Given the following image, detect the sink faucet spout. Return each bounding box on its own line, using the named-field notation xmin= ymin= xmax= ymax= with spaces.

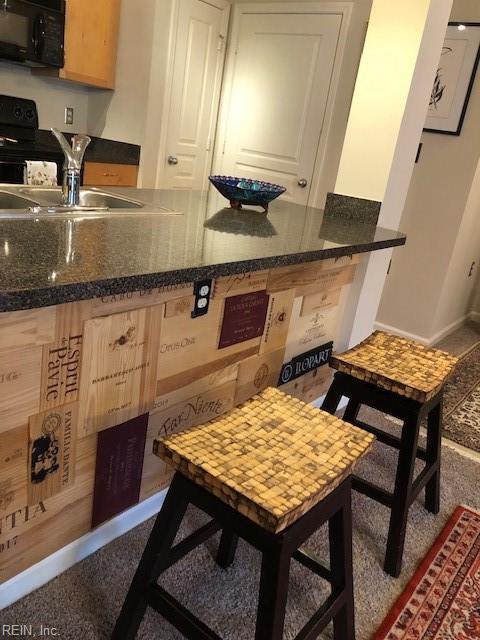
xmin=51 ymin=128 xmax=91 ymax=206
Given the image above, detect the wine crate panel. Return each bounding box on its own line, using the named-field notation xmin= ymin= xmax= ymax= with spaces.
xmin=218 ymin=291 xmax=269 ymax=349
xmin=39 ymin=301 xmax=92 ymax=412
xmin=78 ymin=305 xmax=163 ymax=435
xmin=0 ymin=426 xmax=28 ymax=515
xmin=302 ymin=366 xmax=333 ymax=403
xmin=91 ymin=415 xmax=148 ymax=528
xmin=284 ymin=299 xmax=340 ymax=362
xmin=0 ymin=345 xmax=42 ymax=434
xmin=27 ymin=403 xmax=78 ymax=506
xmin=153 ymin=364 xmax=239 ymax=414
xmin=319 ymin=254 xmax=361 ymax=271
xmin=260 ymin=289 xmax=295 ymax=355
xmin=301 ymin=287 xmax=341 ymax=317
xmin=0 ymin=306 xmax=56 ymax=350
xmin=294 ymin=265 xmax=357 ymax=298
xmin=267 ymin=259 xmax=358 ymax=294
xmin=140 ymin=421 xmax=174 ymax=502
xmin=213 ymin=270 xmax=269 ymax=298
xmin=0 ymin=494 xmax=92 ymax=584
xmin=234 ymin=349 xmax=285 ymax=405
xmin=278 ymin=376 xmax=305 ymax=399
xmin=91 ymin=283 xmax=193 ymax=316
xmin=164 ymin=295 xmax=195 ymax=318
xmin=149 ymin=381 xmax=236 ymax=439
xmin=157 ymin=299 xmax=261 ymax=382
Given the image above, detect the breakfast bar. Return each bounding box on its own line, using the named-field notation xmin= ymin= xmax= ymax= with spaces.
xmin=0 ymin=188 xmax=405 ymax=584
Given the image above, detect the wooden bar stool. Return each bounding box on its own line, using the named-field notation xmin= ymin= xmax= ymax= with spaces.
xmin=322 ymin=331 xmax=458 ymax=578
xmin=112 ymin=387 xmax=374 ymax=640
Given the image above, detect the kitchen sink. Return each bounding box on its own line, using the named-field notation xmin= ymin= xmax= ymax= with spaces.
xmin=19 ymin=187 xmax=145 ymax=209
xmin=0 ymin=190 xmax=37 ymax=209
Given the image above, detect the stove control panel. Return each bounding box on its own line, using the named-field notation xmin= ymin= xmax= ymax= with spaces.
xmin=0 ymin=95 xmax=39 ymax=130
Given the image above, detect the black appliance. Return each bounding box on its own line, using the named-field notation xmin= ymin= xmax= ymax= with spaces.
xmin=0 ymin=0 xmax=65 ymax=68
xmin=0 ymin=95 xmax=63 ymax=183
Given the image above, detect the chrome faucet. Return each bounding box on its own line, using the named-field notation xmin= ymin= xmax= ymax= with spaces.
xmin=51 ymin=128 xmax=91 ymax=206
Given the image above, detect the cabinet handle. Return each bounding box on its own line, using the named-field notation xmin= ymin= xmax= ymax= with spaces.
xmin=103 ymin=172 xmax=119 ymax=177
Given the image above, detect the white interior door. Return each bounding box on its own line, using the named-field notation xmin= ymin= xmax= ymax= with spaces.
xmin=162 ymin=0 xmax=229 ymax=190
xmin=217 ymin=8 xmax=341 ymax=204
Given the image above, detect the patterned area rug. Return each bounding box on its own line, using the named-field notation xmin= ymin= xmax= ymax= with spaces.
xmin=443 ymin=343 xmax=480 ymax=453
xmin=374 ymin=505 xmax=480 ymax=640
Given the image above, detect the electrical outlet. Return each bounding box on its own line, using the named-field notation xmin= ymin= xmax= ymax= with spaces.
xmin=64 ymin=107 xmax=74 ymax=125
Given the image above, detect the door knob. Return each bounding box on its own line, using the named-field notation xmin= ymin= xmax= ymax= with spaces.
xmin=297 ymin=178 xmax=308 ymax=188
xmin=167 ymin=155 xmax=178 ymax=165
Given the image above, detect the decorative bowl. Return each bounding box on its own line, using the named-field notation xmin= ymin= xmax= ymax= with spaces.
xmin=208 ymin=175 xmax=286 ymax=212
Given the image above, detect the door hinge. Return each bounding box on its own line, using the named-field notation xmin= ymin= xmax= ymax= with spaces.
xmin=217 ymin=34 xmax=225 ymax=52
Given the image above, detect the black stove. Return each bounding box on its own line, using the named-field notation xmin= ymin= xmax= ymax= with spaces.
xmin=0 ymin=95 xmax=63 ymax=183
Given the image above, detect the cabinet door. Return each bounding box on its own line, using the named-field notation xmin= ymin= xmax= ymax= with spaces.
xmin=83 ymin=163 xmax=138 ymax=187
xmin=61 ymin=0 xmax=121 ymax=89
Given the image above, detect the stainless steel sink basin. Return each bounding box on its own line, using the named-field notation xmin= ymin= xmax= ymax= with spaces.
xmin=19 ymin=187 xmax=145 ymax=209
xmin=0 ymin=190 xmax=37 ymax=209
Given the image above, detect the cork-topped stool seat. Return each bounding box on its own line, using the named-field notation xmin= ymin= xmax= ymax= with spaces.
xmin=113 ymin=387 xmax=374 ymax=640
xmin=322 ymin=331 xmax=458 ymax=578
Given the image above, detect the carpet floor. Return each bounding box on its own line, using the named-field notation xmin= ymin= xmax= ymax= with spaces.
xmin=443 ymin=343 xmax=480 ymax=453
xmin=2 ymin=409 xmax=480 ymax=640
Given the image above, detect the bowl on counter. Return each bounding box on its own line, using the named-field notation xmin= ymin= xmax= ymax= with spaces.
xmin=208 ymin=175 xmax=286 ymax=212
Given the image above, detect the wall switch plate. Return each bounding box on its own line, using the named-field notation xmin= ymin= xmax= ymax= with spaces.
xmin=65 ymin=107 xmax=74 ymax=125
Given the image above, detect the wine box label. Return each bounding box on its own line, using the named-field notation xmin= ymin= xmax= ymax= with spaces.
xmin=278 ymin=342 xmax=333 ymax=386
xmin=259 ymin=289 xmax=295 ymax=355
xmin=0 ymin=306 xmax=56 ymax=350
xmin=267 ymin=256 xmax=360 ymax=294
xmin=219 ymin=291 xmax=269 ymax=349
xmin=91 ymin=414 xmax=148 ymax=529
xmin=213 ymin=270 xmax=269 ymax=298
xmin=27 ymin=403 xmax=78 ymax=506
xmin=284 ymin=298 xmax=339 ymax=362
xmin=0 ymin=426 xmax=28 ymax=514
xmin=78 ymin=305 xmax=162 ymax=435
xmin=234 ymin=349 xmax=285 ymax=405
xmin=0 ymin=345 xmax=42 ymax=434
xmin=301 ymin=287 xmax=341 ymax=317
xmin=91 ymin=283 xmax=193 ymax=316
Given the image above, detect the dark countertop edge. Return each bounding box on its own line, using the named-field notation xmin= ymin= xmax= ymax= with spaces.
xmin=0 ymin=235 xmax=406 ymax=313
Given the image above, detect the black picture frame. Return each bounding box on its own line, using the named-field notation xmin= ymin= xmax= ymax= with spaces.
xmin=424 ymin=22 xmax=480 ymax=136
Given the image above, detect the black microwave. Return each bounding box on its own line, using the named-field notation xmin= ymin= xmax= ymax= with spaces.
xmin=0 ymin=0 xmax=65 ymax=68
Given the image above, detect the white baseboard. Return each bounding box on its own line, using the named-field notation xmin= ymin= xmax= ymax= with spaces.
xmin=375 ymin=314 xmax=470 ymax=347
xmin=0 ymin=489 xmax=167 ymax=610
xmin=469 ymin=310 xmax=480 ymax=324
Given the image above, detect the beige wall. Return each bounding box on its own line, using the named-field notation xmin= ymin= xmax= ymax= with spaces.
xmin=377 ymin=0 xmax=480 ymax=343
xmin=0 ymin=61 xmax=89 ymax=132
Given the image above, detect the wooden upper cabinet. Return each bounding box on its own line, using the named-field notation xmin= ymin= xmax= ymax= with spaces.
xmin=34 ymin=0 xmax=121 ymax=89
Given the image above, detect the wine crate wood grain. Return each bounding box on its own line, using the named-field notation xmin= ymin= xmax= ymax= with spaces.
xmin=39 ymin=301 xmax=92 ymax=412
xmin=234 ymin=349 xmax=285 ymax=405
xmin=27 ymin=403 xmax=78 ymax=506
xmin=0 ymin=307 xmax=56 ymax=350
xmin=0 ymin=346 xmax=42 ymax=434
xmin=0 ymin=426 xmax=28 ymax=514
xmin=278 ymin=377 xmax=304 ymax=400
xmin=301 ymin=288 xmax=341 ymax=317
xmin=213 ymin=270 xmax=269 ymax=298
xmin=284 ymin=299 xmax=340 ymax=362
xmin=302 ymin=366 xmax=333 ymax=403
xmin=0 ymin=494 xmax=92 ymax=584
xmin=164 ymin=295 xmax=195 ymax=318
xmin=268 ymin=261 xmax=357 ymax=295
xmin=156 ymin=345 xmax=257 ymax=396
xmin=78 ymin=305 xmax=163 ymax=435
xmin=91 ymin=283 xmax=193 ymax=316
xmin=157 ymin=299 xmax=261 ymax=382
xmin=153 ymin=364 xmax=239 ymax=414
xmin=259 ymin=289 xmax=295 ymax=355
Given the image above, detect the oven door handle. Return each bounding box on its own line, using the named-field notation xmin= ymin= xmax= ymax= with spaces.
xmin=33 ymin=13 xmax=46 ymax=60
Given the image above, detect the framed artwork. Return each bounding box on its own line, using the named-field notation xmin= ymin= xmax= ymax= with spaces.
xmin=424 ymin=23 xmax=480 ymax=136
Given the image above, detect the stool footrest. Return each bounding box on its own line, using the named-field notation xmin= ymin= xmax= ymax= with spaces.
xmin=351 ymin=419 xmax=428 ymax=461
xmin=293 ymin=547 xmax=332 ymax=583
xmin=146 ymin=584 xmax=222 ymax=640
xmin=294 ymin=588 xmax=346 ymax=640
xmin=165 ymin=520 xmax=221 ymax=570
xmin=352 ymin=476 xmax=393 ymax=507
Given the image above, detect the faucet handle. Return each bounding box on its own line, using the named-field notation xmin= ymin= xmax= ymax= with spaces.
xmin=71 ymin=134 xmax=91 ymax=164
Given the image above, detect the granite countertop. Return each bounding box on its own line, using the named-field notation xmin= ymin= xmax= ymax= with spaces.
xmin=0 ymin=188 xmax=406 ymax=312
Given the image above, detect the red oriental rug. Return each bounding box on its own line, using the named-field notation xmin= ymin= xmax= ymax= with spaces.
xmin=374 ymin=505 xmax=480 ymax=640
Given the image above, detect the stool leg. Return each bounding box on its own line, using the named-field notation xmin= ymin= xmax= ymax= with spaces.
xmin=112 ymin=474 xmax=189 ymax=640
xmin=343 ymin=399 xmax=361 ymax=424
xmin=329 ymin=481 xmax=355 ymax=640
xmin=384 ymin=414 xmax=421 ymax=577
xmin=425 ymin=398 xmax=443 ymax=514
xmin=322 ymin=376 xmax=344 ymax=414
xmin=216 ymin=529 xmax=239 ymax=568
xmin=255 ymin=542 xmax=291 ymax=640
